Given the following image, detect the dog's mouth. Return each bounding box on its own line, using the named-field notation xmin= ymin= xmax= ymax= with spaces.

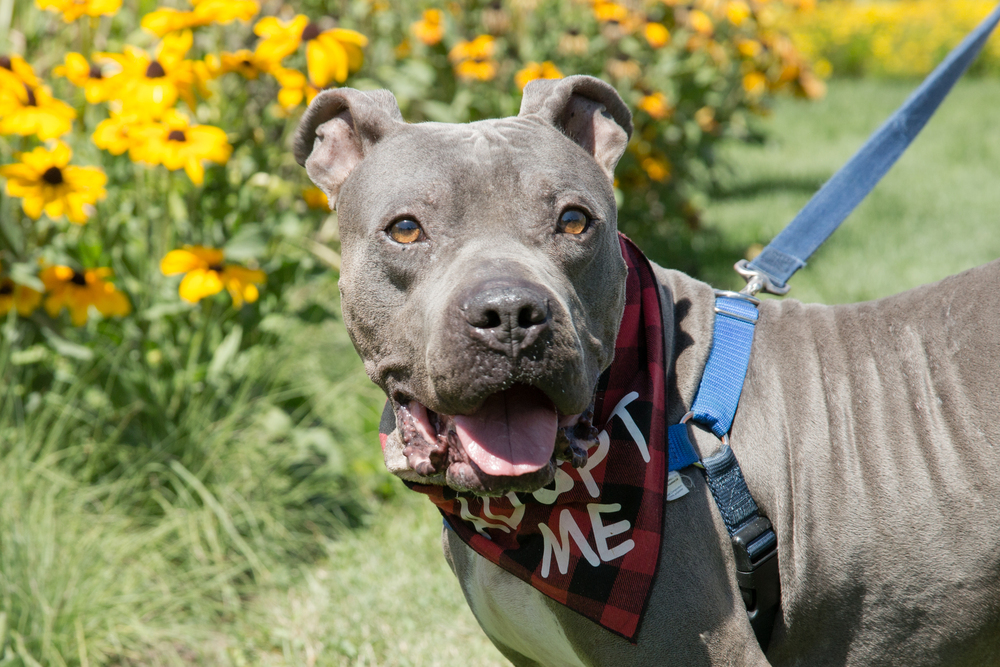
xmin=395 ymin=384 xmax=599 ymax=495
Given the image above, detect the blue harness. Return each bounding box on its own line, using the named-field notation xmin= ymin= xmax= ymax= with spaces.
xmin=667 ymin=4 xmax=1000 ymax=652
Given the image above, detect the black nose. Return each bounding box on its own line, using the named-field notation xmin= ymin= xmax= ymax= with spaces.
xmin=461 ymin=283 xmax=550 ymax=356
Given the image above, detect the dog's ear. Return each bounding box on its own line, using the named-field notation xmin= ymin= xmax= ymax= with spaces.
xmin=518 ymin=75 xmax=633 ymax=180
xmin=294 ymin=88 xmax=404 ymax=207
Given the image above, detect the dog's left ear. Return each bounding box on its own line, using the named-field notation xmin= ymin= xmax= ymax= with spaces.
xmin=293 ymin=88 xmax=404 ymax=207
xmin=518 ymin=75 xmax=633 ymax=180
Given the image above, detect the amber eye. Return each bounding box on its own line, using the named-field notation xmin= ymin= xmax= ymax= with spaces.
xmin=558 ymin=209 xmax=590 ymax=235
xmin=388 ymin=218 xmax=424 ymax=244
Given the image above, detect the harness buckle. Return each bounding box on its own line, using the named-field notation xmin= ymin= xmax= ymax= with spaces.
xmin=731 ymin=516 xmax=781 ymax=640
xmin=734 ymin=259 xmax=791 ymax=297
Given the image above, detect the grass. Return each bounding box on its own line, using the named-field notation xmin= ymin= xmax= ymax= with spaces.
xmin=3 ymin=77 xmax=999 ymax=666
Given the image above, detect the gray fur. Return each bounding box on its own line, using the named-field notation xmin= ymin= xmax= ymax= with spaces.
xmin=295 ymin=75 xmax=1000 ymax=665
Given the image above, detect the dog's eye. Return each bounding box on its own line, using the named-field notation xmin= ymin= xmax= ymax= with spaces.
xmin=387 ymin=218 xmax=424 ymax=244
xmin=558 ymin=209 xmax=590 ymax=235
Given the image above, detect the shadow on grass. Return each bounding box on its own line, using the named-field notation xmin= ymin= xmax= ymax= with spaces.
xmin=709 ymin=173 xmax=829 ymax=200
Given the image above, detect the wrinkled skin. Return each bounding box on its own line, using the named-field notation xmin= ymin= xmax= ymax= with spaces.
xmin=295 ymin=77 xmax=1000 ymax=666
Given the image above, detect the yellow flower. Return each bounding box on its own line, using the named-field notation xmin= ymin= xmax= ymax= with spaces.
xmin=92 ymin=111 xmax=156 ymax=157
xmin=449 ymin=35 xmax=497 ymax=81
xmin=98 ymin=31 xmax=201 ymax=115
xmin=303 ymin=186 xmax=330 ymax=210
xmin=593 ymin=1 xmax=629 ymax=23
xmin=132 ymin=111 xmax=232 ymax=185
xmin=742 ymin=70 xmax=767 ymax=96
xmin=638 ymin=92 xmax=671 ymax=120
xmin=0 ymin=55 xmax=40 ymax=89
xmin=0 ymin=275 xmax=42 ymax=317
xmin=254 ymin=15 xmax=367 ymax=86
xmin=736 ymin=38 xmax=763 ymax=59
xmin=0 ymin=142 xmax=106 ymax=223
xmin=205 ymin=49 xmax=277 ymax=79
xmin=142 ymin=0 xmax=258 ymax=36
xmin=514 ymin=61 xmax=562 ymax=92
xmin=688 ymin=9 xmax=714 ymax=35
xmin=726 ymin=0 xmax=752 ymax=26
xmin=641 ymin=156 xmax=670 ymax=182
xmin=272 ymin=66 xmax=319 ymax=110
xmin=54 ymin=53 xmax=117 ymax=104
xmin=35 ymin=0 xmax=120 ymax=22
xmin=160 ymin=246 xmax=266 ymax=307
xmin=0 ymin=83 xmax=76 ymax=139
xmin=40 ymin=266 xmax=130 ymax=326
xmin=644 ymin=22 xmax=670 ymax=48
xmin=411 ymin=9 xmax=445 ymax=45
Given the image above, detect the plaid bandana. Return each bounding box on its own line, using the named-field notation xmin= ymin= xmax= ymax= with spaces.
xmin=379 ymin=234 xmax=666 ymax=641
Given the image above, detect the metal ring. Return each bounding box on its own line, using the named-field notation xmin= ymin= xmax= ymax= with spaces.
xmin=679 ymin=411 xmax=730 ymax=446
xmin=713 ymin=289 xmax=761 ymax=306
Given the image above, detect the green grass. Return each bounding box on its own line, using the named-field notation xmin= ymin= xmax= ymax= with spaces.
xmin=3 ymin=77 xmax=999 ymax=666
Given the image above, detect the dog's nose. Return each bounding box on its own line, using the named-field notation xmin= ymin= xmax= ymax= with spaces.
xmin=461 ymin=284 xmax=550 ymax=355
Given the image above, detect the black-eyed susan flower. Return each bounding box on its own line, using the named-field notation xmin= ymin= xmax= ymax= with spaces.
xmin=742 ymin=71 xmax=767 ymax=96
xmin=160 ymin=246 xmax=265 ymax=307
xmin=411 ymin=9 xmax=444 ymax=46
xmin=205 ymin=49 xmax=277 ymax=80
xmin=131 ymin=111 xmax=231 ymax=185
xmin=254 ymin=15 xmax=367 ymax=86
xmin=54 ymin=53 xmax=117 ymax=104
xmin=449 ymin=35 xmax=497 ymax=82
xmin=688 ymin=9 xmax=714 ymax=35
xmin=302 ymin=186 xmax=330 ymax=210
xmin=726 ymin=0 xmax=751 ymax=27
xmin=0 ymin=267 xmax=42 ymax=317
xmin=0 ymin=55 xmax=40 ymax=89
xmin=40 ymin=265 xmax=130 ymax=326
xmin=0 ymin=142 xmax=106 ymax=223
xmin=142 ymin=0 xmax=258 ymax=36
xmin=514 ymin=61 xmax=562 ymax=92
xmin=641 ymin=156 xmax=670 ymax=182
xmin=644 ymin=22 xmax=670 ymax=48
xmin=606 ymin=53 xmax=640 ymax=80
xmin=35 ymin=0 xmax=120 ymax=22
xmin=272 ymin=66 xmax=318 ymax=110
xmin=638 ymin=91 xmax=671 ymax=120
xmin=557 ymin=29 xmax=589 ymax=57
xmin=92 ymin=111 xmax=156 ymax=157
xmin=0 ymin=83 xmax=76 ymax=139
xmin=98 ymin=31 xmax=200 ymax=115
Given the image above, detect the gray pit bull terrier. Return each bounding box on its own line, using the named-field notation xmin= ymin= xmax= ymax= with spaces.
xmin=293 ymin=75 xmax=1000 ymax=666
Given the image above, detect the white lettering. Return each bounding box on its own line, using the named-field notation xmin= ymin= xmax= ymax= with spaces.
xmin=577 ymin=429 xmax=610 ymax=498
xmin=459 ymin=497 xmax=505 ymax=537
xmin=531 ymin=467 xmax=575 ymax=504
xmin=587 ymin=503 xmax=635 ymax=561
xmin=539 ymin=509 xmax=600 ymax=577
xmin=482 ymin=494 xmax=525 ymax=529
xmin=607 ymin=391 xmax=648 ymax=462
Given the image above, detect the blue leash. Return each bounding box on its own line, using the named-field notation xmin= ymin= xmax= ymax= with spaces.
xmin=669 ymin=4 xmax=1000 ymax=653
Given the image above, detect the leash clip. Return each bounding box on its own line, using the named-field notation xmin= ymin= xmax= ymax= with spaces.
xmin=734 ymin=259 xmax=791 ymax=297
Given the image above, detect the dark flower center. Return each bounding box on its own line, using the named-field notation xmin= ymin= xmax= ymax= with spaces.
xmin=0 ymin=281 xmax=13 ymax=295
xmin=208 ymin=264 xmax=224 ymax=272
xmin=167 ymin=130 xmax=187 ymax=142
xmin=89 ymin=63 xmax=103 ymax=79
xmin=489 ymin=0 xmax=501 ymax=8
xmin=301 ymin=23 xmax=321 ymax=41
xmin=146 ymin=60 xmax=166 ymax=78
xmin=567 ymin=28 xmax=580 ymax=36
xmin=43 ymin=166 xmax=64 ymax=185
xmin=71 ymin=272 xmax=87 ymax=286
xmin=242 ymin=59 xmax=253 ymax=67
xmin=0 ymin=56 xmax=11 ymax=70
xmin=25 ymin=85 xmax=37 ymax=106
xmin=616 ymin=53 xmax=631 ymax=61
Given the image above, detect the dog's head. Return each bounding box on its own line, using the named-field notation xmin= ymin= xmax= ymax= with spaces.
xmin=295 ymin=75 xmax=633 ymax=495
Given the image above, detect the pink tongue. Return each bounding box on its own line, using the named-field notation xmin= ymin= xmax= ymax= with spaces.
xmin=453 ymin=386 xmax=558 ymax=477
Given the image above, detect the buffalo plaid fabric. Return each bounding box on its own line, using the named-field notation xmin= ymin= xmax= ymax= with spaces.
xmin=380 ymin=234 xmax=667 ymax=642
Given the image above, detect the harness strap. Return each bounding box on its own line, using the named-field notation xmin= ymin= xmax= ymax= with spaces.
xmin=743 ymin=2 xmax=1000 ymax=293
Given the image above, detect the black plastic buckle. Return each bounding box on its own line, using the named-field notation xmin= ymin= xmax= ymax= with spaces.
xmin=732 ymin=516 xmax=780 ymax=646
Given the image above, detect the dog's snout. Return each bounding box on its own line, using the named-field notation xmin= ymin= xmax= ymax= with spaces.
xmin=461 ymin=284 xmax=551 ymax=355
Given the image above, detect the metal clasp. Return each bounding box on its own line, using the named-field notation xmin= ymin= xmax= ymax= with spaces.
xmin=734 ymin=259 xmax=791 ymax=297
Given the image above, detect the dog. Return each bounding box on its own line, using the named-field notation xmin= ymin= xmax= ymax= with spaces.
xmin=293 ymin=75 xmax=1000 ymax=666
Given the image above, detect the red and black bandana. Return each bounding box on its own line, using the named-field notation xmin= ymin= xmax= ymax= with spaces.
xmin=379 ymin=235 xmax=667 ymax=641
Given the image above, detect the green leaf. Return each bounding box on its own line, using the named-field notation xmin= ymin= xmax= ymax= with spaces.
xmin=41 ymin=329 xmax=94 ymax=361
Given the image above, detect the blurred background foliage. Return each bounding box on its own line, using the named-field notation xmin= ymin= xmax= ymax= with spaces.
xmin=0 ymin=0 xmax=996 ymax=663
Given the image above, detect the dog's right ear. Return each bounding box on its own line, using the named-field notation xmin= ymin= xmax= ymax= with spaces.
xmin=294 ymin=88 xmax=403 ymax=207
